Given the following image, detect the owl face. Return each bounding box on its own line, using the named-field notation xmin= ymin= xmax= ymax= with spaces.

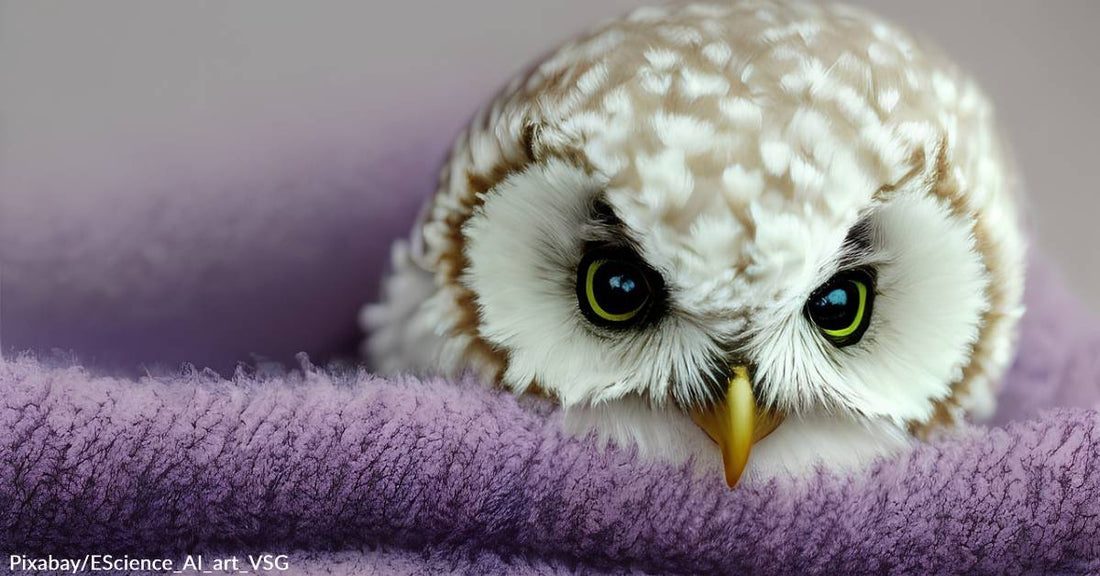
xmin=370 ymin=1 xmax=1025 ymax=485
xmin=464 ymin=156 xmax=988 ymax=420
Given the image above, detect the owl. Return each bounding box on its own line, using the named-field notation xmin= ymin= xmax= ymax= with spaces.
xmin=362 ymin=0 xmax=1025 ymax=487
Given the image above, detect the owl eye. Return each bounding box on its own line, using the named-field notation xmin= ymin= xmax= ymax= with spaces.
xmin=805 ymin=269 xmax=875 ymax=347
xmin=577 ymin=250 xmax=658 ymax=328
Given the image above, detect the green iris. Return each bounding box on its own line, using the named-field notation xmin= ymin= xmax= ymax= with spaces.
xmin=805 ymin=270 xmax=875 ymax=347
xmin=578 ymin=255 xmax=654 ymax=327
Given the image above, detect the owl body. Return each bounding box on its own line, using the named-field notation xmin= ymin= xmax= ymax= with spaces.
xmin=363 ymin=0 xmax=1025 ymax=483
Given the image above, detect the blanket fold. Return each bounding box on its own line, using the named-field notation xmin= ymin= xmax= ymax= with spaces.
xmin=2 ymin=355 xmax=1099 ymax=575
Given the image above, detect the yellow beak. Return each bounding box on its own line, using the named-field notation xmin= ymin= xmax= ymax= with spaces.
xmin=690 ymin=366 xmax=784 ymax=488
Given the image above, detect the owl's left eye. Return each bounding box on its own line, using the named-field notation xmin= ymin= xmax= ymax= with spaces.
xmin=805 ymin=269 xmax=876 ymax=347
xmin=576 ymin=250 xmax=660 ymax=328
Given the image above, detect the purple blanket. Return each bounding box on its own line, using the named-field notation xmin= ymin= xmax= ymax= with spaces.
xmin=2 ymin=260 xmax=1099 ymax=575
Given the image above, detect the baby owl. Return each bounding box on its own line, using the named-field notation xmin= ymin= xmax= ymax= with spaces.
xmin=363 ymin=0 xmax=1025 ymax=486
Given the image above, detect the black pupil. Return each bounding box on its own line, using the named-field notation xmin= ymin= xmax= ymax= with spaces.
xmin=593 ymin=260 xmax=648 ymax=315
xmin=807 ymin=280 xmax=859 ymax=330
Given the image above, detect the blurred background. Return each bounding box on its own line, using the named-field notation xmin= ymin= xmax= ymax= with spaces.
xmin=2 ymin=1 xmax=1098 ymax=376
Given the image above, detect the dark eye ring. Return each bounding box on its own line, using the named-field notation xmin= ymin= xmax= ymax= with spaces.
xmin=576 ymin=249 xmax=661 ymax=328
xmin=804 ymin=268 xmax=876 ymax=347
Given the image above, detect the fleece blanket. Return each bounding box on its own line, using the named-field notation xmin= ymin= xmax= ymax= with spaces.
xmin=2 ymin=260 xmax=1099 ymax=576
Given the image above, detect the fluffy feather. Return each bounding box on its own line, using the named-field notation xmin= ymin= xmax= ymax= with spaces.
xmin=364 ymin=0 xmax=1026 ymax=482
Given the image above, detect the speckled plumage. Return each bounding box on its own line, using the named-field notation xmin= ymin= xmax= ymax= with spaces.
xmin=364 ymin=0 xmax=1026 ymax=481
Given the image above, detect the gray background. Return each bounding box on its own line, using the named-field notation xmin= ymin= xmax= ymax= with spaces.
xmin=1 ymin=1 xmax=1098 ymax=371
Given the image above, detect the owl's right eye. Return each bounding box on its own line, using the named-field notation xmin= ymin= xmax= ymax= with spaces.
xmin=576 ymin=250 xmax=659 ymax=328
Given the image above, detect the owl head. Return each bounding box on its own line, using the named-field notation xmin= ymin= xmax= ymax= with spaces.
xmin=368 ymin=0 xmax=1025 ymax=485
